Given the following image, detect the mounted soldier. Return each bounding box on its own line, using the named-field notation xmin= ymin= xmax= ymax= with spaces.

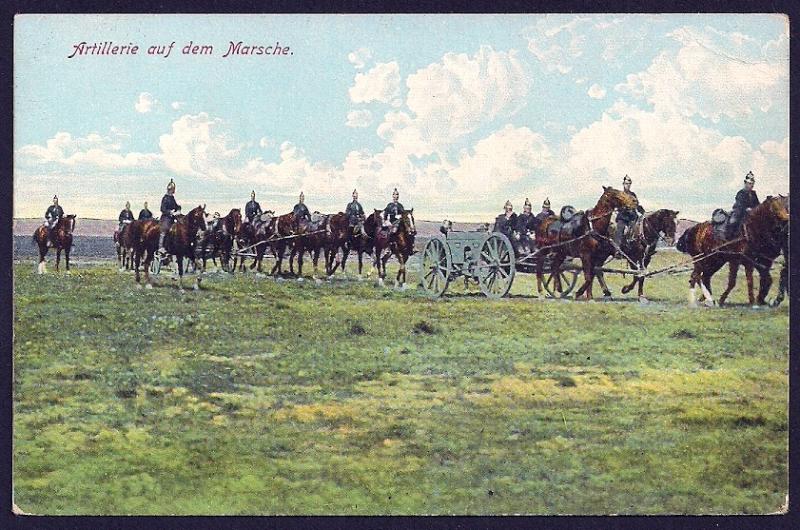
xmin=138 ymin=201 xmax=153 ymax=221
xmin=726 ymin=171 xmax=760 ymax=240
xmin=44 ymin=195 xmax=64 ymax=246
xmin=118 ymin=201 xmax=134 ymax=232
xmin=493 ymin=200 xmax=517 ymax=239
xmin=614 ymin=175 xmax=645 ymax=249
xmin=245 ymin=190 xmax=262 ymax=223
xmin=346 ymin=189 xmax=365 ymax=232
xmin=536 ymin=197 xmax=555 ymax=222
xmin=159 ymin=178 xmax=181 ymax=251
xmin=382 ymin=188 xmax=406 ymax=232
xmin=293 ymin=191 xmax=311 ymax=231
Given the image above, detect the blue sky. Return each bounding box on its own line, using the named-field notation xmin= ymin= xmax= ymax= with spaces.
xmin=14 ymin=14 xmax=789 ymax=220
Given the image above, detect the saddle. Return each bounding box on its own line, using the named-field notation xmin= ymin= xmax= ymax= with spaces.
xmin=548 ymin=211 xmax=585 ymax=239
xmin=560 ymin=205 xmax=577 ymax=222
xmin=308 ymin=212 xmax=329 ymax=232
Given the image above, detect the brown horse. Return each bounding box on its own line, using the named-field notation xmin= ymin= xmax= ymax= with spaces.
xmin=534 ymin=187 xmax=639 ymax=300
xmin=33 ymin=215 xmax=76 ymax=274
xmin=677 ymin=195 xmax=789 ymax=307
xmin=618 ymin=209 xmax=679 ymax=302
xmin=375 ymin=209 xmax=416 ymax=288
xmin=342 ymin=210 xmax=379 ymax=278
xmin=164 ymin=205 xmax=207 ymax=291
xmin=114 ymin=224 xmax=134 ymax=271
xmin=772 ymin=196 xmax=789 ymax=307
xmin=199 ymin=208 xmax=242 ymax=272
xmin=289 ymin=212 xmax=331 ymax=279
xmin=248 ymin=211 xmax=295 ymax=276
xmin=323 ymin=212 xmax=350 ymax=277
xmin=129 ymin=219 xmax=160 ymax=288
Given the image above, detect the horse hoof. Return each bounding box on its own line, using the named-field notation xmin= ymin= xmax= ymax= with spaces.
xmin=327 ymin=275 xmax=334 ymax=281
xmin=136 ymin=283 xmax=143 ymax=290
xmin=145 ymin=283 xmax=153 ymax=290
xmin=297 ymin=277 xmax=304 ymax=283
xmin=751 ymin=304 xmax=760 ymax=310
xmin=638 ymin=296 xmax=649 ymax=304
xmin=703 ymin=299 xmax=716 ymax=308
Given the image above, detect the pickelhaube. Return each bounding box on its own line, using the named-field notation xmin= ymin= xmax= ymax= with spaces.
xmin=392 ymin=188 xmax=399 ymax=197
xmin=299 ymin=191 xmax=305 ymax=199
xmin=524 ymin=198 xmax=532 ymax=208
xmin=744 ymin=171 xmax=755 ymax=184
xmin=623 ymin=175 xmax=632 ymax=184
xmin=167 ymin=178 xmax=176 ymax=191
xmin=504 ymin=199 xmax=513 ymax=209
xmin=543 ymin=197 xmax=551 ymax=208
xmin=251 ymin=190 xmax=256 ymax=198
xmin=53 ymin=195 xmax=58 ymax=201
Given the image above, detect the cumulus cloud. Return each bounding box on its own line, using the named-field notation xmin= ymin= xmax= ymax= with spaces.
xmin=616 ymin=25 xmax=789 ymax=122
xmin=134 ymin=92 xmax=158 ymax=113
xmin=587 ymin=83 xmax=606 ymax=99
xmin=348 ymin=61 xmax=401 ymax=104
xmin=345 ymin=109 xmax=373 ymax=128
xmin=158 ymin=113 xmax=242 ymax=181
xmin=171 ymin=101 xmax=185 ymax=110
xmin=347 ymin=47 xmax=372 ymax=69
xmin=258 ymin=136 xmax=273 ymax=148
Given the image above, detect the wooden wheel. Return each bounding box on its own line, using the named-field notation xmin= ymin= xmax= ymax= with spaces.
xmin=543 ymin=265 xmax=580 ymax=298
xmin=477 ymin=233 xmax=515 ymax=298
xmin=420 ymin=235 xmax=451 ymax=297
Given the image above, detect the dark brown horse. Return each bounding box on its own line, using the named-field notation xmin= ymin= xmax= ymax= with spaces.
xmin=289 ymin=213 xmax=331 ymax=280
xmin=618 ymin=209 xmax=679 ymax=302
xmin=33 ymin=215 xmax=76 ymax=274
xmin=248 ymin=211 xmax=295 ymax=276
xmin=129 ymin=219 xmax=160 ymax=288
xmin=375 ymin=209 xmax=416 ymax=288
xmin=533 ymin=187 xmax=639 ymax=300
xmin=772 ymin=197 xmax=789 ymax=306
xmin=342 ymin=210 xmax=379 ymax=278
xmin=164 ymin=205 xmax=207 ymax=291
xmin=323 ymin=212 xmax=350 ymax=277
xmin=199 ymin=208 xmax=242 ymax=272
xmin=114 ymin=224 xmax=134 ymax=271
xmin=677 ymin=195 xmax=789 ymax=307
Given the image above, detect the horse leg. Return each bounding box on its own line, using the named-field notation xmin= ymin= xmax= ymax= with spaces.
xmin=177 ymin=253 xmax=185 ymax=292
xmin=688 ymin=267 xmax=700 ymax=307
xmin=621 ymin=271 xmax=638 ymax=295
xmin=574 ymin=254 xmax=594 ymax=301
xmin=699 ymin=271 xmax=715 ymax=307
xmin=65 ymin=247 xmax=71 ymax=273
xmin=773 ymin=263 xmax=787 ymax=307
xmin=756 ymin=262 xmax=771 ymax=306
xmin=719 ymin=261 xmax=739 ymax=306
xmin=134 ymin=250 xmax=142 ymax=287
xmin=595 ymin=267 xmax=612 ymax=298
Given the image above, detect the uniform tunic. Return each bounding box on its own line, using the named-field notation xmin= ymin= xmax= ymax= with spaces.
xmin=45 ymin=204 xmax=64 ymax=224
xmin=138 ymin=208 xmax=153 ymax=220
xmin=383 ymin=202 xmax=405 ymax=223
xmin=160 ymin=193 xmax=181 ymax=234
xmin=245 ymin=199 xmax=262 ymax=222
xmin=346 ymin=200 xmax=365 ymax=226
xmin=494 ymin=213 xmax=517 ymax=238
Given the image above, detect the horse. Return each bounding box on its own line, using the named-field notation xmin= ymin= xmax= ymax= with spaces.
xmin=772 ymin=199 xmax=789 ymax=307
xmin=33 ymin=215 xmax=76 ymax=274
xmin=677 ymin=195 xmax=789 ymax=307
xmin=618 ymin=209 xmax=679 ymax=302
xmin=533 ymin=186 xmax=639 ymax=300
xmin=341 ymin=210 xmax=379 ymax=278
xmin=128 ymin=219 xmax=160 ymax=288
xmin=289 ymin=212 xmax=331 ymax=280
xmin=248 ymin=211 xmax=295 ymax=276
xmin=232 ymin=220 xmax=257 ymax=273
xmin=114 ymin=224 xmax=134 ymax=271
xmin=164 ymin=205 xmax=208 ymax=291
xmin=323 ymin=212 xmax=350 ymax=278
xmin=198 ymin=208 xmax=242 ymax=273
xmin=375 ymin=209 xmax=416 ymax=288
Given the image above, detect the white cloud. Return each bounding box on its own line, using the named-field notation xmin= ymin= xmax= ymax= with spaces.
xmin=345 ymin=109 xmax=373 ymax=128
xmin=587 ymin=83 xmax=606 ymax=99
xmin=258 ymin=136 xmax=273 ymax=148
xmin=158 ymin=112 xmax=242 ymax=181
xmin=171 ymin=101 xmax=185 ymax=110
xmin=348 ymin=47 xmax=372 ymax=69
xmin=348 ymin=61 xmax=401 ymax=104
xmin=616 ymin=25 xmax=789 ymax=122
xmin=134 ymin=92 xmax=158 ymax=113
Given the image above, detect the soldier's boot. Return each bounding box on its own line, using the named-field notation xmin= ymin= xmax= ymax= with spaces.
xmin=613 ymin=223 xmax=625 ymax=258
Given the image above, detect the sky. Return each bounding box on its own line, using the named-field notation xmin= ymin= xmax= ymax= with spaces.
xmin=13 ymin=13 xmax=790 ymax=221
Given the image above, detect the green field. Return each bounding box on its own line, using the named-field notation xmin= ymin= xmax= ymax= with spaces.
xmin=13 ymin=252 xmax=789 ymax=514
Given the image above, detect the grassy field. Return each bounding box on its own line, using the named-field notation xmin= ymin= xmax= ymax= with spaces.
xmin=13 ymin=252 xmax=789 ymax=514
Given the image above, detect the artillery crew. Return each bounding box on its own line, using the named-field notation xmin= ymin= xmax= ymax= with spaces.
xmin=138 ymin=201 xmax=153 ymax=220
xmin=383 ymin=188 xmax=405 ymax=226
xmin=614 ymin=175 xmax=645 ymax=248
xmin=726 ymin=171 xmax=760 ymax=239
xmin=245 ymin=190 xmax=262 ymax=223
xmin=537 ymin=198 xmax=555 ymax=221
xmin=346 ymin=189 xmax=365 ymax=227
xmin=118 ymin=201 xmax=134 ymax=231
xmin=516 ymin=198 xmax=537 ymax=234
xmin=159 ymin=179 xmax=181 ymax=250
xmin=493 ymin=200 xmax=517 ymax=239
xmin=293 ymin=192 xmax=311 ymax=229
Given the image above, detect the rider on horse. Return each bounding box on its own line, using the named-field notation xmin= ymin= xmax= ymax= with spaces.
xmin=159 ymin=178 xmax=181 ymax=251
xmin=614 ymin=175 xmax=645 ymax=249
xmin=493 ymin=200 xmax=517 ymax=240
xmin=382 ymin=188 xmax=406 ymax=232
xmin=138 ymin=201 xmax=153 ymax=220
xmin=536 ymin=198 xmax=555 ymax=222
xmin=44 ymin=195 xmax=64 ymax=246
xmin=293 ymin=191 xmax=311 ymax=231
xmin=118 ymin=201 xmax=134 ymax=232
xmin=726 ymin=171 xmax=760 ymax=240
xmin=346 ymin=189 xmax=365 ymax=234
xmin=245 ymin=190 xmax=262 ymax=224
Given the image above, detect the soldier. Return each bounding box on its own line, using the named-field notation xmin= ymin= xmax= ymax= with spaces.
xmin=614 ymin=175 xmax=645 ymax=249
xmin=382 ymin=188 xmax=405 ymax=228
xmin=159 ymin=178 xmax=181 ymax=250
xmin=292 ymin=191 xmax=311 ymax=230
xmin=536 ymin=198 xmax=555 ymax=222
xmin=516 ymin=197 xmax=537 ymax=234
xmin=493 ymin=200 xmax=517 ymax=239
xmin=346 ymin=189 xmax=365 ymax=232
xmin=245 ymin=190 xmax=262 ymax=223
xmin=138 ymin=201 xmax=153 ymax=221
xmin=118 ymin=201 xmax=134 ymax=231
xmin=44 ymin=195 xmax=64 ymax=246
xmin=726 ymin=171 xmax=760 ymax=240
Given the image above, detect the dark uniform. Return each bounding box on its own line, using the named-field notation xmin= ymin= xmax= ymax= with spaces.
xmin=346 ymin=199 xmax=365 ymax=226
xmin=245 ymin=199 xmax=262 ymax=223
xmin=160 ymin=193 xmax=181 ymax=235
xmin=536 ymin=208 xmax=555 ymax=222
xmin=118 ymin=208 xmax=134 ymax=230
xmin=614 ymin=190 xmax=645 ymax=246
xmin=138 ymin=206 xmax=153 ymax=220
xmin=383 ymin=201 xmax=405 ymax=224
xmin=726 ymin=187 xmax=760 ymax=239
xmin=515 ymin=212 xmax=537 ymax=234
xmin=494 ymin=213 xmax=517 ymax=239
xmin=45 ymin=204 xmax=64 ymax=227
xmin=293 ymin=202 xmax=311 ymax=230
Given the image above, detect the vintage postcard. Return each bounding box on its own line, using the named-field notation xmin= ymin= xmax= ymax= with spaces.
xmin=12 ymin=13 xmax=789 ymax=515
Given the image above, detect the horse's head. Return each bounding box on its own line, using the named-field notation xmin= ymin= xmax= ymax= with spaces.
xmin=764 ymin=195 xmax=790 ymax=223
xmin=228 ymin=208 xmax=243 ymax=235
xmin=188 ymin=205 xmax=207 ymax=232
xmin=600 ymin=185 xmax=639 ymax=211
xmin=61 ymin=214 xmax=77 ymax=234
xmin=653 ymin=209 xmax=679 ymax=246
xmin=401 ymin=209 xmax=416 ymax=235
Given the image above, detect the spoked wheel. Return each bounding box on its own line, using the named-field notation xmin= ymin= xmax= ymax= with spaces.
xmin=477 ymin=233 xmax=515 ymax=299
xmin=543 ymin=265 xmax=580 ymax=298
xmin=420 ymin=235 xmax=451 ymax=297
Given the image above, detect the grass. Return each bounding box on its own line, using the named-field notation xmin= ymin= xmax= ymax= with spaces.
xmin=12 ymin=252 xmax=789 ymax=514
